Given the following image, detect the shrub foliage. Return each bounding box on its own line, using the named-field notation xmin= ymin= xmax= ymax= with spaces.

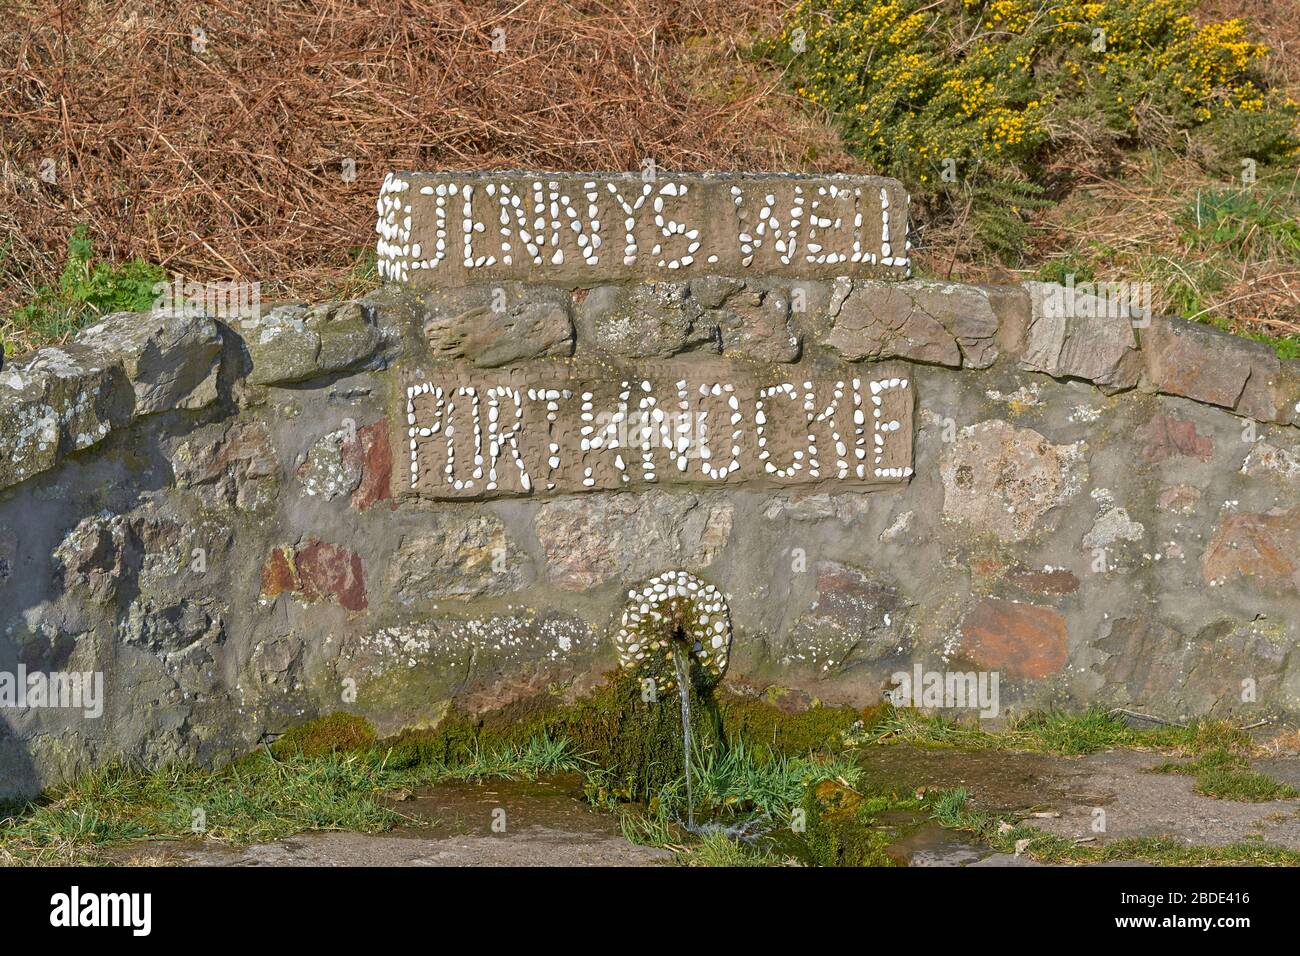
xmin=763 ymin=0 xmax=1299 ymax=260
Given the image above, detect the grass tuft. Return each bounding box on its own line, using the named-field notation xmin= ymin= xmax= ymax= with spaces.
xmin=2 ymin=226 xmax=164 ymax=356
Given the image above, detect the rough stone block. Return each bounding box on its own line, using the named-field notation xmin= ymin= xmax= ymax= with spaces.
xmin=783 ymin=562 xmax=912 ymax=672
xmin=714 ymin=288 xmax=801 ymax=363
xmin=1142 ymin=316 xmax=1277 ymax=414
xmin=1202 ymin=506 xmax=1300 ymax=595
xmin=0 ymin=345 xmax=129 ymax=492
xmin=386 ymin=513 xmax=526 ymax=602
xmin=822 ymin=280 xmax=962 ymax=366
xmin=940 ymin=419 xmax=1089 ymax=542
xmin=576 ymin=282 xmax=715 ymax=358
xmin=76 ymin=311 xmax=222 ymax=415
xmin=423 ymin=286 xmax=574 ymax=367
xmin=238 ymin=300 xmax=380 ymax=386
xmin=959 ymin=597 xmax=1068 ymax=679
xmin=1020 ymin=281 xmax=1142 ymax=392
xmin=535 ymin=490 xmax=732 ymax=591
xmin=172 ymin=420 xmax=281 ymax=511
xmin=261 ymin=540 xmax=368 ymax=611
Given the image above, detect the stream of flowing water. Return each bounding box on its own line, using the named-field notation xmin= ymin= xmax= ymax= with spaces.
xmin=672 ymin=641 xmax=695 ymax=832
xmin=669 ymin=635 xmax=769 ymax=841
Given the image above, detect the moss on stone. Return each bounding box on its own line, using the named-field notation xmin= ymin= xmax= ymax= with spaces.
xmin=715 ymin=695 xmax=874 ymax=762
xmin=363 ymin=672 xmax=877 ymax=803
xmin=270 ymin=712 xmax=376 ymax=759
xmin=799 ymin=779 xmax=900 ymax=867
xmin=550 ymin=670 xmax=722 ymax=803
xmin=380 ymin=714 xmax=483 ymax=769
xmin=372 ymin=671 xmax=719 ymax=802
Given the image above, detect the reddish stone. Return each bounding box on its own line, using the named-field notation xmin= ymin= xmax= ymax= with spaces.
xmin=188 ymin=421 xmax=278 ymax=483
xmin=960 ymin=598 xmax=1068 ymax=679
xmin=259 ymin=540 xmax=368 ymax=611
xmin=1144 ymin=319 xmax=1253 ymax=410
xmin=295 ymin=540 xmax=368 ymax=611
xmin=810 ymin=563 xmax=901 ymax=629
xmin=350 ymin=419 xmax=394 ymax=512
xmin=260 ymin=546 xmax=297 ymax=599
xmin=1202 ymin=507 xmax=1300 ymax=594
xmin=1136 ymin=412 xmax=1214 ymax=463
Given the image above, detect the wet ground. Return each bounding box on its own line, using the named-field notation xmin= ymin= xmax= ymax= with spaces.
xmin=858 ymin=744 xmax=1300 ymax=864
xmin=114 ymin=775 xmax=670 ymax=867
xmin=109 ymin=745 xmax=1300 ymax=866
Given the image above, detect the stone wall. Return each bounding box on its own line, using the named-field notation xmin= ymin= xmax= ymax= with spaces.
xmin=1 ymin=172 xmax=1297 ymax=798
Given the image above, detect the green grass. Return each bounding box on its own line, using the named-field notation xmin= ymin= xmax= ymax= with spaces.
xmin=873 ymin=707 xmax=1299 ymax=802
xmin=1030 ymin=160 xmax=1300 ymax=360
xmin=1150 ymin=749 xmax=1299 ymax=802
xmin=323 ymin=247 xmax=380 ymax=300
xmin=685 ymin=739 xmax=863 ymax=819
xmin=673 ymin=830 xmax=786 ymax=867
xmin=5 ymin=703 xmax=1298 ymax=867
xmin=931 ymin=788 xmax=1300 ymax=866
xmin=0 ymin=732 xmax=581 ymax=866
xmin=591 ymin=737 xmax=862 ymax=847
xmin=873 ymin=705 xmax=1257 ymax=757
xmin=396 ymin=733 xmax=584 ymax=785
xmin=2 ymin=226 xmax=164 ymax=356
xmin=1177 ymin=187 xmax=1300 ymax=261
xmin=0 ymin=753 xmax=398 ymax=866
xmin=587 ymin=735 xmax=870 ymax=867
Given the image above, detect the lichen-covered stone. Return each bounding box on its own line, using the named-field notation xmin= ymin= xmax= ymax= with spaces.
xmin=688 ymin=276 xmax=745 ymax=310
xmin=337 ymin=611 xmax=599 ymax=727
xmin=385 ymin=512 xmax=526 ymax=602
xmin=1095 ymin=617 xmax=1288 ymax=715
xmin=1020 ymin=282 xmax=1141 ymax=393
xmin=122 ymin=598 xmax=224 ymax=655
xmin=298 ymin=427 xmax=364 ymax=501
xmin=0 ymin=346 xmax=129 ymax=492
xmin=1242 ymin=441 xmax=1300 ymax=481
xmin=1082 ymin=506 xmax=1145 ymax=554
xmin=53 ymin=511 xmax=132 ymax=602
xmin=940 ymin=419 xmax=1089 ymax=542
xmin=238 ymin=300 xmax=380 ymax=386
xmin=762 ymin=492 xmax=873 ymax=524
xmin=0 ymin=312 xmax=229 ymax=493
xmin=577 ymin=282 xmax=717 ymax=357
xmin=535 ymin=490 xmax=733 ymax=590
xmin=75 ymin=311 xmax=222 ymax=415
xmin=1156 ymin=483 xmax=1202 ymax=514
